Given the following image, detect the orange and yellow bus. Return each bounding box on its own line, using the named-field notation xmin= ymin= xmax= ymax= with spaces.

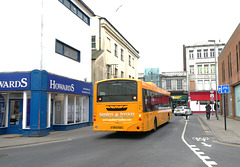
xmin=93 ymin=79 xmax=172 ymax=132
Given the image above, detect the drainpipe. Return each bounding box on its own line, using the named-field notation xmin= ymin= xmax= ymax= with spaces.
xmin=98 ymin=17 xmax=102 ymax=50
xmin=40 ymin=0 xmax=44 ymax=70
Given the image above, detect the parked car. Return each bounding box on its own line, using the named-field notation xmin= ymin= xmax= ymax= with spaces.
xmin=174 ymin=106 xmax=193 ymax=116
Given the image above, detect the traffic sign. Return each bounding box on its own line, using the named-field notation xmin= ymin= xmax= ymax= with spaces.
xmin=218 ymin=85 xmax=229 ymax=94
xmin=218 ymin=85 xmax=222 ymax=93
xmin=222 ymin=85 xmax=229 ymax=93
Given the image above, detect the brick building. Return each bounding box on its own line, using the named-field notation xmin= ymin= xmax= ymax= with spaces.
xmin=218 ymin=23 xmax=240 ymax=119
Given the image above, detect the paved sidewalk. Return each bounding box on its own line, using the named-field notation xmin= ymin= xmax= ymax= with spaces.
xmin=199 ymin=114 xmax=240 ymax=145
xmin=0 ymin=126 xmax=95 ymax=149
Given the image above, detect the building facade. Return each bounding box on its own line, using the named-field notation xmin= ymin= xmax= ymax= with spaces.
xmin=144 ymin=68 xmax=161 ymax=88
xmin=91 ymin=16 xmax=139 ymax=83
xmin=183 ymin=42 xmax=225 ymax=112
xmin=161 ymin=71 xmax=188 ymax=108
xmin=218 ymin=23 xmax=240 ymax=119
xmin=0 ymin=0 xmax=95 ymax=136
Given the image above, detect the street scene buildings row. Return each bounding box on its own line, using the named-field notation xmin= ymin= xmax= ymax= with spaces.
xmin=0 ymin=0 xmax=239 ymax=136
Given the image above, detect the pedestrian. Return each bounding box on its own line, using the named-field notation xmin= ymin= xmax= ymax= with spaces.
xmin=214 ymin=101 xmax=219 ymax=112
xmin=205 ymin=102 xmax=211 ymax=120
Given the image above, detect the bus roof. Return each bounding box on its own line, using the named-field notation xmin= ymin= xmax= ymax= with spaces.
xmin=95 ymin=78 xmax=170 ymax=96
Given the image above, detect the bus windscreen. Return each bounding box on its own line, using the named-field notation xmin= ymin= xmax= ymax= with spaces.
xmin=97 ymin=80 xmax=137 ymax=102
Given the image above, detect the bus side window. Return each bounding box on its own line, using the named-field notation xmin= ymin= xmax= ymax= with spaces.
xmin=142 ymin=89 xmax=149 ymax=112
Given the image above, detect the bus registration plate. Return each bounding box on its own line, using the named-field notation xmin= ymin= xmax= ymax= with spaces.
xmin=111 ymin=126 xmax=123 ymax=130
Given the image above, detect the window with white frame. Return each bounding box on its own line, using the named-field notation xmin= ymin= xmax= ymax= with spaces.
xmin=190 ymin=65 xmax=194 ymax=74
xmin=197 ymin=50 xmax=202 ymax=58
xmin=198 ymin=80 xmax=203 ymax=90
xmin=204 ymin=80 xmax=210 ymax=90
xmin=114 ymin=44 xmax=118 ymax=57
xmin=121 ymin=49 xmax=124 ymax=61
xmin=189 ymin=50 xmax=194 ymax=59
xmin=91 ymin=36 xmax=96 ymax=48
xmin=132 ymin=57 xmax=134 ymax=68
xmin=166 ymin=79 xmax=171 ymax=90
xmin=129 ymin=55 xmax=131 ymax=66
xmin=107 ymin=37 xmax=111 ymax=52
xmin=210 ymin=49 xmax=215 ymax=57
xmin=197 ymin=65 xmax=202 ymax=74
xmin=218 ymin=48 xmax=222 ymax=56
xmin=114 ymin=68 xmax=118 ymax=78
xmin=177 ymin=79 xmax=182 ymax=90
xmin=210 ymin=64 xmax=215 ymax=73
xmin=204 ymin=64 xmax=209 ymax=74
xmin=211 ymin=80 xmax=216 ymax=90
xmin=121 ymin=71 xmax=124 ymax=78
xmin=107 ymin=65 xmax=110 ymax=79
xmin=204 ymin=49 xmax=208 ymax=58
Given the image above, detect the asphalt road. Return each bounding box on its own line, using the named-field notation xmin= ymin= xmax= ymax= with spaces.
xmin=0 ymin=115 xmax=239 ymax=167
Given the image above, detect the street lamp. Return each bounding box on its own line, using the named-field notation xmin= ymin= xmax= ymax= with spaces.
xmin=208 ymin=40 xmax=219 ymax=120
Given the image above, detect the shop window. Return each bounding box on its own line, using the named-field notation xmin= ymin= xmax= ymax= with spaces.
xmin=54 ymin=94 xmax=89 ymax=125
xmin=76 ymin=95 xmax=82 ymax=123
xmin=68 ymin=95 xmax=74 ymax=124
xmin=54 ymin=94 xmax=65 ymax=124
xmin=83 ymin=96 xmax=89 ymax=122
xmin=0 ymin=93 xmax=7 ymax=128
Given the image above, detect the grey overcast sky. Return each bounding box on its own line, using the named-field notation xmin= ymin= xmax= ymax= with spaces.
xmin=85 ymin=0 xmax=240 ymax=73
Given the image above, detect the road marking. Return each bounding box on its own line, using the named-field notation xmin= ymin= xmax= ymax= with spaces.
xmin=192 ymin=137 xmax=209 ymax=142
xmin=198 ymin=117 xmax=209 ymax=132
xmin=182 ymin=121 xmax=217 ymax=167
xmin=201 ymin=142 xmax=212 ymax=147
xmin=213 ymin=140 xmax=240 ymax=148
xmin=0 ymin=138 xmax=72 ymax=150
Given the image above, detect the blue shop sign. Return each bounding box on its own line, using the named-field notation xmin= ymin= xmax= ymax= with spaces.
xmin=0 ymin=73 xmax=31 ymax=91
xmin=48 ymin=74 xmax=91 ymax=95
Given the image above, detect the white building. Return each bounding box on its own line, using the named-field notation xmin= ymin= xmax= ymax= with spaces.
xmin=91 ymin=16 xmax=140 ymax=83
xmin=183 ymin=42 xmax=225 ymax=112
xmin=0 ymin=0 xmax=95 ymax=136
xmin=161 ymin=71 xmax=188 ymax=108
